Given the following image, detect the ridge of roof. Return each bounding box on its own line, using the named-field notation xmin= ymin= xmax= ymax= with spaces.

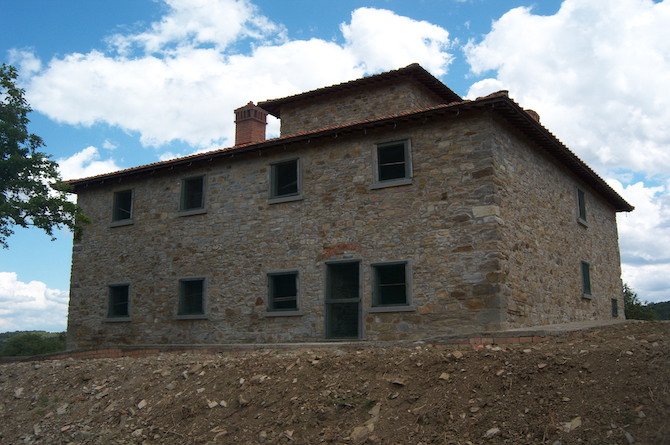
xmin=66 ymin=94 xmax=632 ymax=212
xmin=257 ymin=63 xmax=462 ymax=118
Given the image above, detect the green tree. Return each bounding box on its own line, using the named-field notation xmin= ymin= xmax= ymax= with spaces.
xmin=623 ymin=283 xmax=658 ymax=320
xmin=0 ymin=331 xmax=66 ymax=357
xmin=0 ymin=64 xmax=81 ymax=248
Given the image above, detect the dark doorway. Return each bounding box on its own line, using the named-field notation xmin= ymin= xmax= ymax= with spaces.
xmin=325 ymin=261 xmax=360 ymax=339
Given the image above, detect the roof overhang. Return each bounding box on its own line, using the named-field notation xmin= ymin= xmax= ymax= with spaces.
xmin=67 ymin=96 xmax=633 ymax=213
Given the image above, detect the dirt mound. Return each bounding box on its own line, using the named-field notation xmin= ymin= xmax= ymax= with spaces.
xmin=1 ymin=322 xmax=668 ymax=444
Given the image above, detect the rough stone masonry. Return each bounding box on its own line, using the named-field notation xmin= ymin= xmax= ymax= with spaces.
xmin=66 ymin=64 xmax=632 ymax=349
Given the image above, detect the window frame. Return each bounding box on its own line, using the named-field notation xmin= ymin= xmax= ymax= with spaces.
xmin=106 ymin=283 xmax=130 ymax=321
xmin=369 ymin=260 xmax=415 ymax=313
xmin=265 ymin=270 xmax=302 ymax=316
xmin=177 ymin=277 xmax=207 ymax=319
xmin=370 ymin=139 xmax=413 ymax=190
xmin=179 ymin=175 xmax=207 ymax=216
xmin=581 ymin=261 xmax=592 ymax=298
xmin=110 ymin=189 xmax=134 ymax=227
xmin=577 ymin=187 xmax=588 ymax=226
xmin=269 ymin=157 xmax=303 ymax=204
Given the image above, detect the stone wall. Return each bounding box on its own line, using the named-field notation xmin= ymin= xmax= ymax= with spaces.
xmin=490 ymin=115 xmax=625 ymax=327
xmin=67 ymin=114 xmax=505 ymax=349
xmin=278 ymin=79 xmax=444 ymax=135
xmin=67 ymin=109 xmax=627 ymax=349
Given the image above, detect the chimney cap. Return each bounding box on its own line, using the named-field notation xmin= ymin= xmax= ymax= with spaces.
xmin=525 ymin=109 xmax=540 ymax=122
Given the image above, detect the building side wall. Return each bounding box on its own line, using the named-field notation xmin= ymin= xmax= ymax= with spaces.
xmin=278 ymin=80 xmax=444 ymax=136
xmin=67 ymin=115 xmax=504 ymax=349
xmin=492 ymin=117 xmax=625 ymax=327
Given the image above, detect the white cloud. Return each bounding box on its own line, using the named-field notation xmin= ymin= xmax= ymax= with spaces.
xmin=341 ymin=7 xmax=453 ymax=75
xmin=102 ymin=139 xmax=117 ymax=150
xmin=464 ymin=0 xmax=670 ymax=175
xmin=0 ymin=272 xmax=68 ymax=332
xmin=7 ymin=49 xmax=42 ymax=79
xmin=108 ymin=0 xmax=286 ymax=55
xmin=18 ymin=1 xmax=453 ymax=149
xmin=57 ymin=146 xmax=121 ymax=180
xmin=609 ymin=179 xmax=670 ymax=302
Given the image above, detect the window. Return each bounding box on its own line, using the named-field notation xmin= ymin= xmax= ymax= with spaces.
xmin=108 ymin=285 xmax=129 ymax=318
xmin=611 ymin=298 xmax=619 ymax=317
xmin=581 ymin=261 xmax=592 ymax=296
xmin=180 ymin=176 xmax=205 ymax=211
xmin=178 ymin=278 xmax=205 ymax=316
xmin=374 ymin=140 xmax=412 ymax=185
xmin=577 ymin=188 xmax=587 ymax=223
xmin=112 ymin=190 xmax=133 ymax=222
xmin=372 ymin=262 xmax=410 ymax=307
xmin=267 ymin=271 xmax=298 ymax=312
xmin=270 ymin=159 xmax=301 ymax=201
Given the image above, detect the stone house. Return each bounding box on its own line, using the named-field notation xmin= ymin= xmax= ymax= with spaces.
xmin=66 ymin=64 xmax=633 ymax=348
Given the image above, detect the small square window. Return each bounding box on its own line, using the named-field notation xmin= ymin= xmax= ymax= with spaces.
xmin=376 ymin=140 xmax=411 ymax=183
xmin=179 ymin=279 xmax=205 ymax=315
xmin=112 ymin=190 xmax=133 ymax=221
xmin=577 ymin=188 xmax=587 ymax=223
xmin=108 ymin=285 xmax=129 ymax=318
xmin=181 ymin=176 xmax=205 ymax=211
xmin=268 ymin=272 xmax=298 ymax=311
xmin=373 ymin=262 xmax=409 ymax=306
xmin=581 ymin=261 xmax=592 ymax=296
xmin=271 ymin=159 xmax=300 ymax=198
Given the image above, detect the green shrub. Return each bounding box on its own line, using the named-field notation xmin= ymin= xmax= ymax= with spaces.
xmin=0 ymin=332 xmax=66 ymax=357
xmin=623 ymin=284 xmax=659 ymax=321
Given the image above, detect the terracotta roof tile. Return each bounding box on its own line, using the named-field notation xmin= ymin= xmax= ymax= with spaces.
xmin=257 ymin=63 xmax=461 ymax=117
xmin=67 ymin=95 xmax=633 ymax=212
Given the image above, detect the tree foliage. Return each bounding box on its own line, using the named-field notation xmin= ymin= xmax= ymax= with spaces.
xmin=0 ymin=331 xmax=66 ymax=357
xmin=0 ymin=64 xmax=81 ymax=248
xmin=623 ymin=283 xmax=658 ymax=320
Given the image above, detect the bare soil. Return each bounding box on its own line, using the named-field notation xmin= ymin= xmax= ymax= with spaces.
xmin=1 ymin=321 xmax=668 ymax=444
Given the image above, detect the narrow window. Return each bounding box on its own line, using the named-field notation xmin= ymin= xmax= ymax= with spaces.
xmin=376 ymin=140 xmax=410 ymax=182
xmin=179 ymin=279 xmax=205 ymax=315
xmin=611 ymin=298 xmax=619 ymax=317
xmin=577 ymin=188 xmax=587 ymax=222
xmin=108 ymin=285 xmax=129 ymax=318
xmin=112 ymin=190 xmax=133 ymax=221
xmin=181 ymin=176 xmax=205 ymax=211
xmin=271 ymin=159 xmax=300 ymax=198
xmin=268 ymin=272 xmax=298 ymax=311
xmin=373 ymin=262 xmax=409 ymax=306
xmin=581 ymin=261 xmax=592 ymax=296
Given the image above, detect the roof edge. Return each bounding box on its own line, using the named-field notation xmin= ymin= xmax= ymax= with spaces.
xmin=257 ymin=63 xmax=461 ymax=118
xmin=66 ymin=96 xmax=633 ymax=213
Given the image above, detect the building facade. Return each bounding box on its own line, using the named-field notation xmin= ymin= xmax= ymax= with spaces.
xmin=66 ymin=64 xmax=632 ymax=349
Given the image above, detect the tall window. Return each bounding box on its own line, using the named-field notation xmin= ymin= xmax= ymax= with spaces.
xmin=577 ymin=188 xmax=587 ymax=223
xmin=375 ymin=140 xmax=411 ymax=183
xmin=178 ymin=278 xmax=205 ymax=316
xmin=581 ymin=261 xmax=592 ymax=296
xmin=181 ymin=176 xmax=205 ymax=211
xmin=112 ymin=190 xmax=133 ymax=221
xmin=372 ymin=262 xmax=409 ymax=306
xmin=267 ymin=271 xmax=298 ymax=311
xmin=108 ymin=285 xmax=129 ymax=318
xmin=270 ymin=159 xmax=300 ymax=199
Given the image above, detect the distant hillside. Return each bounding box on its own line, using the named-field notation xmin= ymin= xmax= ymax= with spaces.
xmin=0 ymin=331 xmax=66 ymax=356
xmin=648 ymin=301 xmax=670 ymax=320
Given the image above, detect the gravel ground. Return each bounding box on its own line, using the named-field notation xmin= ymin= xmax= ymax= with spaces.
xmin=0 ymin=321 xmax=668 ymax=444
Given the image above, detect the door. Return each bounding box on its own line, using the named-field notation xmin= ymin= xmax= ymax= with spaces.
xmin=325 ymin=261 xmax=360 ymax=339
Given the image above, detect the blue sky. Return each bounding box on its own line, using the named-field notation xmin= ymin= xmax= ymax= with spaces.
xmin=1 ymin=0 xmax=669 ymax=332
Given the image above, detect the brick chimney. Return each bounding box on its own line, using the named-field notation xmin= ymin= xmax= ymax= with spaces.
xmin=234 ymin=102 xmax=268 ymax=145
